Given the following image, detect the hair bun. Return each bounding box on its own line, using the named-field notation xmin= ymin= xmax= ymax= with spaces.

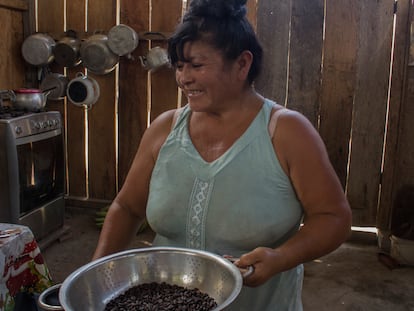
xmin=187 ymin=0 xmax=247 ymax=19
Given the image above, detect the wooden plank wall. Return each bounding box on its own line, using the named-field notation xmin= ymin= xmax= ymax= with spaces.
xmin=27 ymin=0 xmax=412 ymax=229
xmin=0 ymin=1 xmax=27 ymax=90
xmin=256 ymin=0 xmax=409 ymax=228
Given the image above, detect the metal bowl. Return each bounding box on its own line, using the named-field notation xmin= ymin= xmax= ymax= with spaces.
xmin=59 ymin=247 xmax=243 ymax=311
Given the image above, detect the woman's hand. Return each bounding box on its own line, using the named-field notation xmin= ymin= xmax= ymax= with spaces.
xmin=234 ymin=247 xmax=286 ymax=287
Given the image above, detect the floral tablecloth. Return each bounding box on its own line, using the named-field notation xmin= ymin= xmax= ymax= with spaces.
xmin=0 ymin=223 xmax=52 ymax=311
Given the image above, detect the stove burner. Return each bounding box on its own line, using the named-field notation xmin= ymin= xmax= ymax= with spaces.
xmin=0 ymin=106 xmax=46 ymax=120
xmin=0 ymin=106 xmax=28 ymax=119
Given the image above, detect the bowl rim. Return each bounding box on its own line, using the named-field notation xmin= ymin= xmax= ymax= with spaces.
xmin=59 ymin=246 xmax=243 ymax=311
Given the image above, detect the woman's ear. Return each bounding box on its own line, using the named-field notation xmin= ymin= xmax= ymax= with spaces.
xmin=237 ymin=50 xmax=253 ymax=80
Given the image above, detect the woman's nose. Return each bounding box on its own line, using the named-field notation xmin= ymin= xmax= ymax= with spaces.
xmin=176 ymin=65 xmax=193 ymax=88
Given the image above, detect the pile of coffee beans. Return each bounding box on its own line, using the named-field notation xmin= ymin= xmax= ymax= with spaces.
xmin=104 ymin=282 xmax=218 ymax=311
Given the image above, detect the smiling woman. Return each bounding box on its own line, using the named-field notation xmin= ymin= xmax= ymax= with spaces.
xmin=93 ymin=1 xmax=351 ymax=310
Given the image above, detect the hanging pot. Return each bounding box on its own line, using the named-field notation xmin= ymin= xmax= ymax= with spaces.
xmin=21 ymin=33 xmax=56 ymax=66
xmin=66 ymin=72 xmax=100 ymax=109
xmin=139 ymin=46 xmax=170 ymax=72
xmin=54 ymin=30 xmax=82 ymax=67
xmin=80 ymin=34 xmax=119 ymax=75
xmin=107 ymin=24 xmax=139 ymax=57
xmin=40 ymin=73 xmax=69 ymax=100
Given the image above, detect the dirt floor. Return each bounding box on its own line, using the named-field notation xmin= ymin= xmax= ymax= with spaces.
xmin=41 ymin=207 xmax=414 ymax=311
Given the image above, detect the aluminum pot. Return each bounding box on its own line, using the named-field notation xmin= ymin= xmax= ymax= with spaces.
xmin=11 ymin=88 xmax=51 ymax=112
xmin=40 ymin=73 xmax=69 ymax=100
xmin=139 ymin=46 xmax=170 ymax=71
xmin=54 ymin=31 xmax=82 ymax=67
xmin=38 ymin=247 xmax=251 ymax=311
xmin=66 ymin=72 xmax=100 ymax=109
xmin=80 ymin=33 xmax=119 ymax=75
xmin=21 ymin=33 xmax=56 ymax=66
xmin=107 ymin=24 xmax=139 ymax=56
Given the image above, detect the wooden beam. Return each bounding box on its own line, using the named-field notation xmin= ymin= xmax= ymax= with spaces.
xmin=0 ymin=0 xmax=28 ymax=11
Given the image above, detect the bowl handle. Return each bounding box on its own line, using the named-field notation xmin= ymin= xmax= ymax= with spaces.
xmin=225 ymin=256 xmax=255 ymax=278
xmin=37 ymin=284 xmax=64 ymax=311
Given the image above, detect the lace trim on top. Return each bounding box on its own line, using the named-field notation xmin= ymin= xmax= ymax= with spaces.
xmin=186 ymin=177 xmax=214 ymax=249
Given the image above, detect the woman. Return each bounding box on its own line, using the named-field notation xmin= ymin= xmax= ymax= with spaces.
xmin=93 ymin=0 xmax=352 ymax=309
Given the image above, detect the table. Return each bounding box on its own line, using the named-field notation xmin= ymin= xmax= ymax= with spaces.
xmin=0 ymin=223 xmax=52 ymax=311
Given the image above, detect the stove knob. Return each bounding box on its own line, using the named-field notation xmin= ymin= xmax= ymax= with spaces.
xmin=15 ymin=126 xmax=22 ymax=135
xmin=31 ymin=121 xmax=41 ymax=130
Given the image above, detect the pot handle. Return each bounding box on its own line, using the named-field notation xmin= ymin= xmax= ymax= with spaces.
xmin=37 ymin=284 xmax=64 ymax=311
xmin=225 ymin=256 xmax=255 ymax=278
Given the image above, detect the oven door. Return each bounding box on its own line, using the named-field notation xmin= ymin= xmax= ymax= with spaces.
xmin=16 ymin=129 xmax=64 ymax=216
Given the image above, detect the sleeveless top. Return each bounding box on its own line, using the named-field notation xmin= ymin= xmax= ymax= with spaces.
xmin=146 ymin=98 xmax=304 ymax=311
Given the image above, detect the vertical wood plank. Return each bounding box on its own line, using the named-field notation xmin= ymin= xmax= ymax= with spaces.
xmin=118 ymin=0 xmax=150 ymax=186
xmin=319 ymin=0 xmax=359 ymax=188
xmin=66 ymin=0 xmax=87 ymax=198
xmin=36 ymin=0 xmax=65 ymax=95
xmin=87 ymin=0 xmax=117 ymax=200
xmin=150 ymin=0 xmax=182 ymax=122
xmin=385 ymin=2 xmax=414 ymax=233
xmin=255 ymin=0 xmax=291 ymax=105
xmin=378 ymin=0 xmax=411 ymax=230
xmin=286 ymin=0 xmax=324 ymax=126
xmin=0 ymin=7 xmax=25 ymax=89
xmin=37 ymin=0 xmax=67 ymax=194
xmin=37 ymin=0 xmax=65 ymax=118
xmin=246 ymin=0 xmax=257 ymax=29
xmin=347 ymin=0 xmax=395 ymax=225
xmin=37 ymin=0 xmax=64 ymax=33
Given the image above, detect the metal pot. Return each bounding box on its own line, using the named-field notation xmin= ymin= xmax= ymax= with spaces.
xmin=11 ymin=88 xmax=51 ymax=112
xmin=80 ymin=33 xmax=119 ymax=75
xmin=107 ymin=24 xmax=139 ymax=56
xmin=21 ymin=33 xmax=56 ymax=66
xmin=38 ymin=247 xmax=251 ymax=311
xmin=66 ymin=72 xmax=100 ymax=109
xmin=54 ymin=31 xmax=82 ymax=67
xmin=40 ymin=73 xmax=69 ymax=100
xmin=139 ymin=46 xmax=170 ymax=71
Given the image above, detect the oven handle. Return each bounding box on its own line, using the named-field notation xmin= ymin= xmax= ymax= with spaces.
xmin=16 ymin=128 xmax=61 ymax=145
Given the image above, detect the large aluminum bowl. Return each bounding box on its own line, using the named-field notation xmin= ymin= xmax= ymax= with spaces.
xmin=59 ymin=247 xmax=243 ymax=310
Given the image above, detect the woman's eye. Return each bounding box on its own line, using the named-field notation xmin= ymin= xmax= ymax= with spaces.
xmin=192 ymin=63 xmax=202 ymax=68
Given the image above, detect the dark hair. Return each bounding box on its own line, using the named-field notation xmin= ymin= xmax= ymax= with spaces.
xmin=168 ymin=0 xmax=263 ymax=84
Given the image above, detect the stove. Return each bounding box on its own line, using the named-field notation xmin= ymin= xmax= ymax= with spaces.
xmin=0 ymin=109 xmax=65 ymax=241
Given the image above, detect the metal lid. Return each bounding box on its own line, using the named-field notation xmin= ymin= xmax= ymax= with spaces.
xmin=14 ymin=88 xmax=42 ymax=94
xmin=107 ymin=24 xmax=139 ymax=56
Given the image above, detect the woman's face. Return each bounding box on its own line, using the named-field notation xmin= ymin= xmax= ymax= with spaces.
xmin=175 ymin=40 xmax=244 ymax=112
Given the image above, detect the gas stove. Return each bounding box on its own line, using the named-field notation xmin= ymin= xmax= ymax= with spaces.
xmin=0 ymin=107 xmax=64 ymax=241
xmin=0 ymin=110 xmax=61 ymax=140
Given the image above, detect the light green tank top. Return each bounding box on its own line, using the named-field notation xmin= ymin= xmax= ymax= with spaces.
xmin=146 ymin=99 xmax=304 ymax=310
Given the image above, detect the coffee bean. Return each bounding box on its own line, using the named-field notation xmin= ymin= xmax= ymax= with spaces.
xmin=104 ymin=282 xmax=217 ymax=311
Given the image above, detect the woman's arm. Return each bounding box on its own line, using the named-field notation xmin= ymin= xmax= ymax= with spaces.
xmin=237 ymin=110 xmax=352 ymax=287
xmin=92 ymin=109 xmax=177 ymax=260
